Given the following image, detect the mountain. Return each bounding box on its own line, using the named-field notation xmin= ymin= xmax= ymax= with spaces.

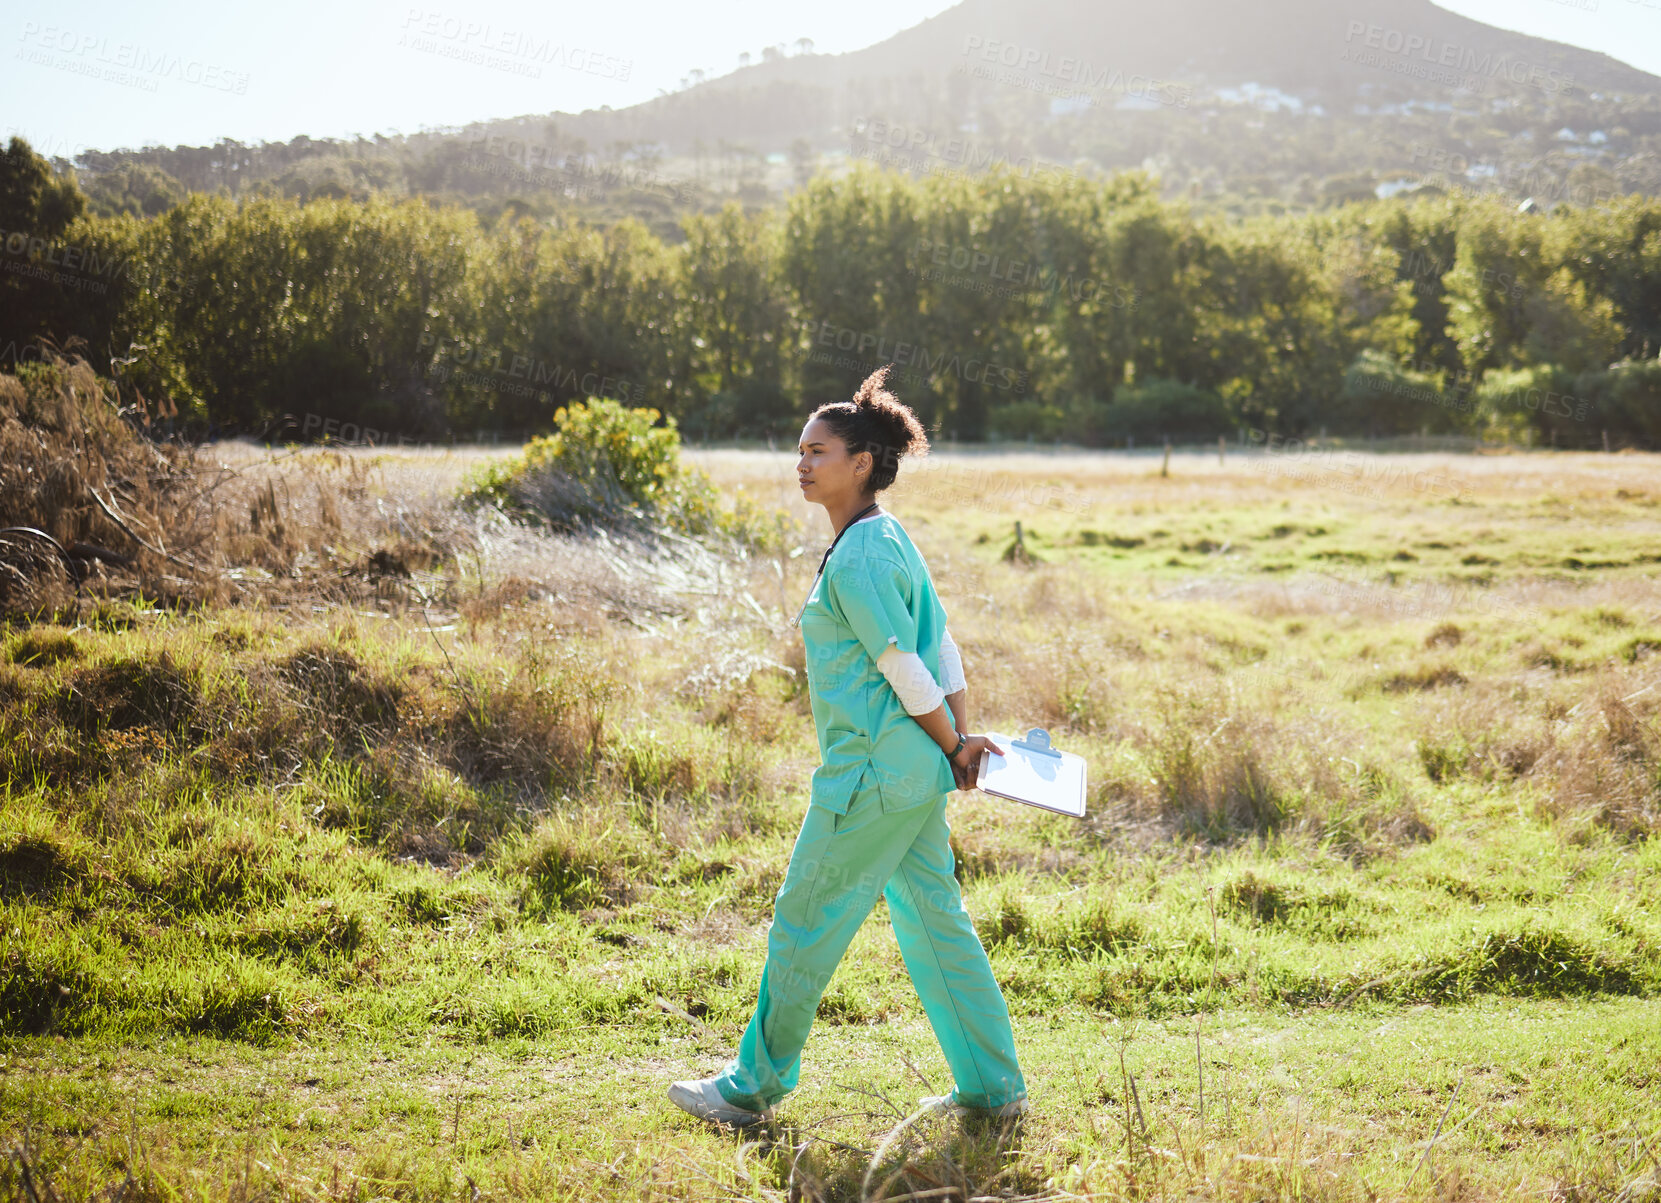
xmin=718 ymin=0 xmax=1658 ymax=97
xmin=65 ymin=0 xmax=1661 ymax=220
xmin=549 ymin=0 xmax=1660 ymax=149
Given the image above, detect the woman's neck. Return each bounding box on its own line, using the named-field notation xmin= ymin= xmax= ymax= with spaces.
xmin=826 ymin=495 xmax=881 ymax=536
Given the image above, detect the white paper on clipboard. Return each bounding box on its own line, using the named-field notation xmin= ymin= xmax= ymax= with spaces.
xmin=975 ymin=728 xmax=1088 ymax=818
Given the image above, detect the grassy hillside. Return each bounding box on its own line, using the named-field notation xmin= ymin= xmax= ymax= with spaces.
xmin=2 ymin=441 xmax=1660 ymax=1200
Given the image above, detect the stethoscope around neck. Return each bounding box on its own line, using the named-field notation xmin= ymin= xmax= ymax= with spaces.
xmin=791 ymin=501 xmax=881 ymax=629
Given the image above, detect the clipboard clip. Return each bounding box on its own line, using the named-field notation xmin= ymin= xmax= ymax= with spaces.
xmin=1011 ymin=728 xmax=1062 ymax=759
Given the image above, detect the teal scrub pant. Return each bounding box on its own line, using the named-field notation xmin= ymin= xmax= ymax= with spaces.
xmin=712 ymin=782 xmax=1027 ymax=1113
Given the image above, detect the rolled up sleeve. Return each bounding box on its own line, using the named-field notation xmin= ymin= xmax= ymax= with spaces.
xmin=826 ymin=556 xmax=918 ymax=660
xmin=876 ymin=645 xmax=946 ymax=715
xmin=937 ymin=625 xmax=966 ymax=694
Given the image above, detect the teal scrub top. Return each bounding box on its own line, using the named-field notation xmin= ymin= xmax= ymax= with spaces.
xmin=798 ymin=512 xmax=959 ymax=816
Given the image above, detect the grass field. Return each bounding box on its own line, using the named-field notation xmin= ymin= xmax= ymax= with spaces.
xmin=3 ymin=441 xmax=1659 ymax=1201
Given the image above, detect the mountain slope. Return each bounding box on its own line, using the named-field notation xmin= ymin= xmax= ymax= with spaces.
xmin=64 ymin=0 xmax=1661 ymax=217
xmin=551 ymin=0 xmax=1658 ymax=153
xmin=823 ymin=0 xmax=1658 ymax=94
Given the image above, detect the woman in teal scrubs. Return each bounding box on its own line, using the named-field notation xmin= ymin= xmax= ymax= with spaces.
xmin=668 ymin=367 xmax=1030 ymax=1128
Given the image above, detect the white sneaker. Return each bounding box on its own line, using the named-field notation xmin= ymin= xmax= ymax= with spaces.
xmin=919 ymin=1092 xmax=1030 ymax=1118
xmin=667 ymin=1077 xmax=772 ymax=1128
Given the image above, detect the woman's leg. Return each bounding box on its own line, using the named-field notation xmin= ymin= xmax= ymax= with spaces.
xmin=883 ymin=800 xmax=1027 ymax=1110
xmin=712 ymin=782 xmax=938 ymax=1112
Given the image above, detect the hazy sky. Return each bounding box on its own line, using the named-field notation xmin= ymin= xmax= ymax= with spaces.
xmin=5 ymin=0 xmax=1660 ymax=157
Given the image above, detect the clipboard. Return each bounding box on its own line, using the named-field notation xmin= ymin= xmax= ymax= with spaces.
xmin=975 ymin=728 xmax=1088 ymax=818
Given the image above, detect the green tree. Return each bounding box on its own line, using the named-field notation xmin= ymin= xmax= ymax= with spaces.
xmin=0 ymin=136 xmax=85 ymax=239
xmin=782 ymin=165 xmax=924 ymax=416
xmin=1549 ymin=197 xmax=1661 ymax=362
xmin=1444 ymin=201 xmax=1552 ymax=375
xmin=1196 ymin=227 xmax=1348 ymax=435
xmin=467 ymin=215 xmax=681 ymax=434
xmin=676 ymin=203 xmax=793 ymax=437
xmin=0 ymin=137 xmax=90 ymax=351
xmin=84 ymin=163 xmax=188 ymax=218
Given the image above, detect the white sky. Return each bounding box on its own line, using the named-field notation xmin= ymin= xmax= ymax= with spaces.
xmin=4 ymin=0 xmax=1659 ymax=157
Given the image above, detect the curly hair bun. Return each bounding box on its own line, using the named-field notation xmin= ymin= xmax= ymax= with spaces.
xmin=807 ymin=364 xmax=931 ymax=495
xmin=852 ymin=365 xmax=929 ymax=461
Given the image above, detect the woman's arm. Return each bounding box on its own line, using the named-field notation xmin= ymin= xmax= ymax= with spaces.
xmin=945 ymin=689 xmax=967 ymax=738
xmin=912 ymin=699 xmax=1001 ymax=789
xmin=937 ymin=628 xmax=974 ymax=783
xmin=939 ymin=626 xmax=968 ymax=738
xmin=873 ymin=629 xmax=990 ymax=787
xmin=828 ymin=560 xmax=1000 ymax=786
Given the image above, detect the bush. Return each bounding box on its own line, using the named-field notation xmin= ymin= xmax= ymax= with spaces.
xmin=985 ymin=398 xmax=1073 ymax=442
xmin=462 ymin=398 xmax=791 ymax=549
xmin=1474 ymin=364 xmax=1585 ymax=445
xmin=1101 ymin=378 xmax=1231 ymax=443
xmin=1572 ymin=358 xmax=1661 ymax=448
xmin=1336 ymin=350 xmax=1465 ymax=434
xmin=987 ymin=382 xmax=1230 ymax=447
xmin=499 ymin=811 xmax=653 ymax=912
xmin=0 ymin=350 xmax=214 ymax=611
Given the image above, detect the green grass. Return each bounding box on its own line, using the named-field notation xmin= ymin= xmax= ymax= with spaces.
xmin=2 ymin=449 xmax=1660 ymax=1200
xmin=4 ymin=1002 xmax=1658 ymax=1200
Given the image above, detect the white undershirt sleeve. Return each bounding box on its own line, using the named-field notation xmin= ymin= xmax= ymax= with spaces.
xmin=938 ymin=625 xmax=966 ymax=695
xmin=876 ymin=643 xmax=946 ymax=716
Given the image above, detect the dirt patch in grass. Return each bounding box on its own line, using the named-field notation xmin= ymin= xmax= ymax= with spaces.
xmin=0 ymin=831 xmax=82 ymax=900
xmin=1374 ymin=925 xmax=1649 ymax=1003
xmin=280 ymin=642 xmax=403 ymax=737
xmin=1381 ymin=663 xmax=1469 ymax=692
xmin=55 ymin=651 xmax=204 ymax=736
xmin=4 ymin=628 xmax=81 ymax=667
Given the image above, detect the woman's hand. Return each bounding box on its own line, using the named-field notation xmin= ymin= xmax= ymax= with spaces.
xmin=950 ymin=734 xmax=1004 ymax=791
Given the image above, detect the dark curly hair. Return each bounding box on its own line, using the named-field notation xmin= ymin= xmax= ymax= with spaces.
xmin=808 ymin=365 xmax=929 ymax=495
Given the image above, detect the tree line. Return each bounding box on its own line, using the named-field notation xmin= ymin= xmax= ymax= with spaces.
xmin=3 ymin=135 xmax=1657 ymax=447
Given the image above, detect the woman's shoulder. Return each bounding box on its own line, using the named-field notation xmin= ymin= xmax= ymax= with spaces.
xmin=833 ymin=513 xmax=929 ymax=579
xmin=849 ymin=511 xmax=918 ymax=554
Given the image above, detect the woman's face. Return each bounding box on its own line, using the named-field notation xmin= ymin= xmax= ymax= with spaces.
xmin=796 ymin=417 xmax=870 ymax=507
